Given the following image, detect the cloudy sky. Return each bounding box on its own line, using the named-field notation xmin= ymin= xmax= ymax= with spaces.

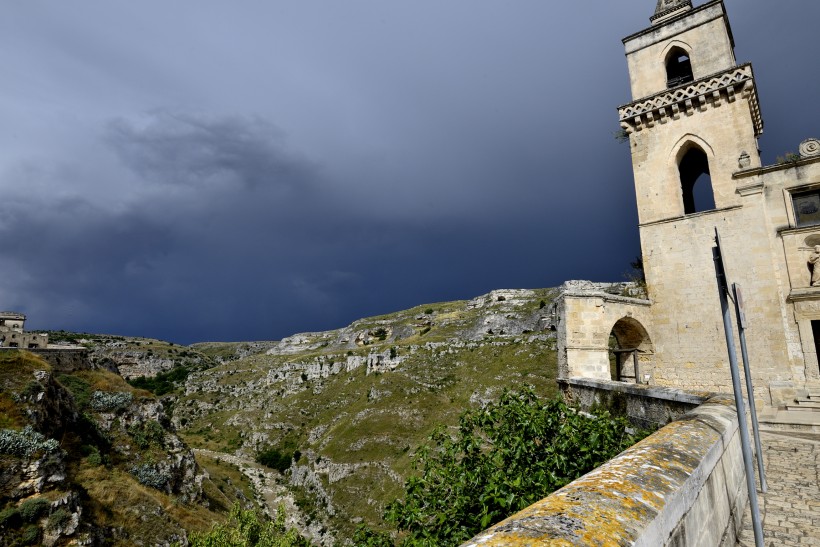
xmin=1 ymin=1 xmax=818 ymax=344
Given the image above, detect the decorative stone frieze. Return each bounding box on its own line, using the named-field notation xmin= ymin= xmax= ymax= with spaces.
xmin=618 ymin=64 xmax=763 ymax=136
xmin=799 ymin=138 xmax=820 ymax=158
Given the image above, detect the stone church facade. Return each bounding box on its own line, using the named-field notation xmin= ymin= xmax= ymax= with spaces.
xmin=557 ymin=0 xmax=820 ymax=410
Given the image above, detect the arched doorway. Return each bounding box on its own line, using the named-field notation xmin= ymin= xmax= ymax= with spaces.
xmin=609 ymin=317 xmax=653 ymax=383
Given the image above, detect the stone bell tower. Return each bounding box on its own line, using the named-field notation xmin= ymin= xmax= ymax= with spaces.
xmin=617 ymin=0 xmax=800 ymax=402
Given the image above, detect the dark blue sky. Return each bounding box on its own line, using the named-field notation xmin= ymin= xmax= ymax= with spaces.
xmin=1 ymin=1 xmax=818 ymax=344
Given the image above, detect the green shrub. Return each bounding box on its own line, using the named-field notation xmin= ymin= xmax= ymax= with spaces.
xmin=21 ymin=524 xmax=40 ymax=545
xmin=19 ymin=497 xmax=49 ymax=523
xmin=257 ymin=448 xmax=293 ymax=473
xmin=85 ymin=446 xmax=102 ymax=466
xmin=128 ymin=365 xmax=192 ymax=395
xmin=47 ymin=508 xmax=71 ymax=531
xmin=57 ymin=374 xmax=92 ymax=409
xmin=382 ymin=387 xmax=650 ymax=546
xmin=89 ymin=391 xmax=132 ymax=412
xmin=130 ymin=463 xmax=171 ymax=490
xmin=185 ymin=504 xmax=309 ymax=546
xmin=128 ymin=420 xmax=166 ymax=449
xmin=0 ymin=506 xmax=21 ymax=528
xmin=353 ymin=525 xmax=395 ymax=546
xmin=0 ymin=426 xmax=60 ymax=457
xmin=423 ymin=309 xmax=434 ymax=315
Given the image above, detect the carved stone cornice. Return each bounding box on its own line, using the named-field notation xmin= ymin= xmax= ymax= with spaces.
xmin=651 ymin=0 xmax=693 ymax=24
xmin=618 ymin=64 xmax=763 ymax=136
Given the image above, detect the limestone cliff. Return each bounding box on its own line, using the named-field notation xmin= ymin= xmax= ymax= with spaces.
xmin=0 ymin=350 xmax=221 ymax=546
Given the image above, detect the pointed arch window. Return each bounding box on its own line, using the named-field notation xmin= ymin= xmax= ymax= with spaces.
xmin=666 ymin=47 xmax=693 ymax=88
xmin=679 ymin=145 xmax=715 ymax=214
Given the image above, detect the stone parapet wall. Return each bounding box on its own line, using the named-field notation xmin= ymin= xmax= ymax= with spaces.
xmin=463 ymin=395 xmax=748 ymax=546
xmin=559 ymin=377 xmax=711 ymax=429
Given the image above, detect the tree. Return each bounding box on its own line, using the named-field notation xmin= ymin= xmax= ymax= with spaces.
xmin=381 ymin=387 xmax=647 ymax=546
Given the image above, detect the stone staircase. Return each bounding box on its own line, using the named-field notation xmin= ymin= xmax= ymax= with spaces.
xmin=759 ymin=383 xmax=820 ymax=433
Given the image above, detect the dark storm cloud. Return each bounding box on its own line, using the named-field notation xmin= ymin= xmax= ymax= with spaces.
xmin=0 ymin=1 xmax=817 ymax=343
xmin=106 ymin=111 xmax=314 ymax=191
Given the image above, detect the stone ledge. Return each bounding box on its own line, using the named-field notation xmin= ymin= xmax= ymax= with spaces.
xmin=787 ymin=287 xmax=820 ymax=302
xmin=561 ymin=377 xmax=712 ymax=406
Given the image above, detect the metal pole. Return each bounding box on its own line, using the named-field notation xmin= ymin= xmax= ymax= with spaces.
xmin=733 ymin=283 xmax=768 ymax=493
xmin=713 ymin=232 xmax=764 ymax=547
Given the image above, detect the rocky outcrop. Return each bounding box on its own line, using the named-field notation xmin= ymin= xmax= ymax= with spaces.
xmin=1 ymin=352 xmax=208 ymax=545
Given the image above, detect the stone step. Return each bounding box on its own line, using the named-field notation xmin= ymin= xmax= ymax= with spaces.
xmin=786 ymin=402 xmax=820 ymax=411
xmin=759 ymin=408 xmax=820 ymax=433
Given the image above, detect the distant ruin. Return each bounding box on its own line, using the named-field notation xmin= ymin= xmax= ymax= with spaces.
xmin=0 ymin=311 xmax=48 ymax=349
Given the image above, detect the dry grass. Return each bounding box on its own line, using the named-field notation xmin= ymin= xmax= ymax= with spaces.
xmin=77 ymin=466 xmax=223 ymax=544
xmin=0 ymin=392 xmax=24 ymax=429
xmin=0 ymin=351 xmax=51 ymax=390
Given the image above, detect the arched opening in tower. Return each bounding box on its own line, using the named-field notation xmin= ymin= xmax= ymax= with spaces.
xmin=665 ymin=47 xmax=694 ymax=88
xmin=609 ymin=317 xmax=653 ymax=383
xmin=679 ymin=146 xmax=715 ymax=214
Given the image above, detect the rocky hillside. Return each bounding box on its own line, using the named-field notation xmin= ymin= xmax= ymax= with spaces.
xmin=5 ymin=285 xmax=641 ymax=545
xmin=46 ymin=331 xmax=220 ymax=381
xmin=173 ymin=288 xmax=563 ymax=544
xmin=0 ymin=350 xmax=254 ymax=546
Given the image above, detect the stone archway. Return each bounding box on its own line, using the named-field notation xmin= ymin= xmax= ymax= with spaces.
xmin=609 ymin=316 xmax=654 ymax=383
xmin=555 ymin=281 xmax=653 ymax=382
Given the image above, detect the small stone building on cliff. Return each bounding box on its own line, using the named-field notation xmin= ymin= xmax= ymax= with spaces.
xmin=557 ymin=0 xmax=820 ymax=412
xmin=0 ymin=312 xmax=48 ymax=349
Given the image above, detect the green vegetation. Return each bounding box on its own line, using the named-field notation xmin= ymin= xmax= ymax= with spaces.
xmin=184 ymin=504 xmax=309 ymax=546
xmin=129 ymin=365 xmax=193 ymax=395
xmin=355 ymin=387 xmax=650 ymax=546
xmin=776 ymin=151 xmax=802 ymax=165
xmin=177 ymin=289 xmax=561 ymax=541
xmin=256 ymin=447 xmax=298 ymax=473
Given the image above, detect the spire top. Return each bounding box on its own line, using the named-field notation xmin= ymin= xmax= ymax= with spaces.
xmin=651 ymin=0 xmax=693 ymax=24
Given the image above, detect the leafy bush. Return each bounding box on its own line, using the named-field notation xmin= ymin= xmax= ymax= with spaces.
xmin=57 ymin=374 xmax=93 ymax=409
xmin=257 ymin=448 xmax=294 ymax=473
xmin=89 ymin=391 xmax=133 ymax=412
xmin=128 ymin=420 xmax=166 ymax=449
xmin=83 ymin=445 xmax=102 ymax=466
xmin=47 ymin=508 xmax=71 ymax=531
xmin=185 ymin=504 xmax=309 ymax=546
xmin=21 ymin=524 xmax=40 ymax=545
xmin=130 ymin=463 xmax=171 ymax=490
xmin=19 ymin=497 xmax=49 ymax=523
xmin=353 ymin=525 xmax=395 ymax=546
xmin=128 ymin=365 xmax=192 ymax=395
xmin=0 ymin=506 xmax=21 ymax=528
xmin=0 ymin=426 xmax=60 ymax=457
xmin=381 ymin=387 xmax=650 ymax=546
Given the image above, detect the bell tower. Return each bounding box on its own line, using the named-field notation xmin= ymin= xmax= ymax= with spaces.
xmin=617 ymin=1 xmax=787 ymax=395
xmin=620 ymin=0 xmax=762 ymax=225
